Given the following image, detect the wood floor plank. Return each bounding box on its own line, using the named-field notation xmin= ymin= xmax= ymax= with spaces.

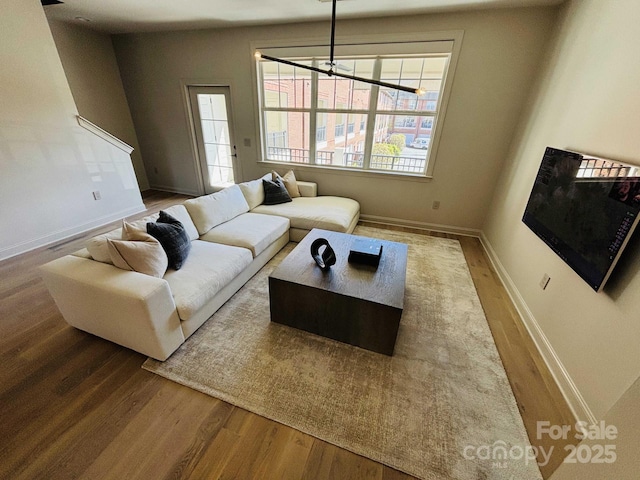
xmin=0 ymin=192 xmax=577 ymax=480
xmin=0 ymin=333 xmax=111 ymax=446
xmin=382 ymin=466 xmax=417 ymax=480
xmin=8 ymin=352 xmax=155 ymax=480
xmin=328 ymin=447 xmax=384 ymax=479
xmin=105 ymin=388 xmax=229 ymax=480
xmin=216 ymin=413 xmax=281 ymax=479
xmin=162 ymin=400 xmax=236 ymax=480
xmin=187 ymin=411 xmax=245 ymax=479
xmin=250 ymin=425 xmax=314 ymax=479
xmin=77 ymin=382 xmax=202 ymax=479
xmin=303 ymin=440 xmax=340 ymax=478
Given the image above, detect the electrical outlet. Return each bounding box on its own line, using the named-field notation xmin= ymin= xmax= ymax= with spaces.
xmin=92 ymin=191 xmax=101 ymax=201
xmin=540 ymin=273 xmax=550 ymax=290
xmin=432 ymin=200 xmax=440 ymax=210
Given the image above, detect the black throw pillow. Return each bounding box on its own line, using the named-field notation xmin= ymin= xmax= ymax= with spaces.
xmin=147 ymin=211 xmax=191 ymax=270
xmin=262 ymin=178 xmax=292 ymax=205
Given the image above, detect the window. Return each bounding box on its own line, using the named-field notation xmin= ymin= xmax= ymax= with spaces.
xmin=256 ymin=40 xmax=456 ymax=176
xmin=420 ymin=117 xmax=434 ymax=129
xmin=394 ymin=116 xmax=417 ymax=128
xmin=577 ymin=158 xmax=640 ymax=179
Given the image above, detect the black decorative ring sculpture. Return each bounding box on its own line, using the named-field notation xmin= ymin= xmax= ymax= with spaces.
xmin=310 ymin=238 xmax=336 ymax=270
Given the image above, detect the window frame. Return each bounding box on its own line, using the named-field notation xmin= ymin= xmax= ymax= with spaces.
xmin=251 ymin=31 xmax=463 ymax=179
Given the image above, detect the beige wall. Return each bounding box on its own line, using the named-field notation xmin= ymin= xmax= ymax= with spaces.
xmin=483 ymin=0 xmax=640 ymax=422
xmin=0 ymin=0 xmax=144 ymax=260
xmin=47 ymin=19 xmax=149 ymax=191
xmin=112 ymin=6 xmax=559 ymax=230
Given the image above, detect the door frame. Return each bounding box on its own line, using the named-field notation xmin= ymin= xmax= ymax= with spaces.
xmin=183 ymin=81 xmax=242 ymax=195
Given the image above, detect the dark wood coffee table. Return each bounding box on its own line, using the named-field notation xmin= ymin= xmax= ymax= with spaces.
xmin=268 ymin=228 xmax=408 ymax=355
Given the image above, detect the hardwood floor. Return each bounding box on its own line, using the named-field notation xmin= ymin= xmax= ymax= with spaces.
xmin=0 ymin=192 xmax=576 ymax=479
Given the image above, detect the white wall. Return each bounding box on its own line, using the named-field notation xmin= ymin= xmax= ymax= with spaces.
xmin=0 ymin=0 xmax=144 ymax=260
xmin=483 ymin=0 xmax=640 ymax=423
xmin=112 ymin=6 xmax=559 ymax=231
xmin=47 ymin=19 xmax=150 ymax=191
xmin=550 ymin=376 xmax=640 ymax=479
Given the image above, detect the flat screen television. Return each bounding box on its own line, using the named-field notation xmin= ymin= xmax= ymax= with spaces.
xmin=522 ymin=147 xmax=640 ymax=292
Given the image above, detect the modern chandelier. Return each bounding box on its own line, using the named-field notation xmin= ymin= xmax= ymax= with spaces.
xmin=254 ymin=0 xmax=426 ymax=96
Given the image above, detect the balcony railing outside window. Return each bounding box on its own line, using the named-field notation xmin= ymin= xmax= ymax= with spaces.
xmin=268 ymin=146 xmax=424 ymax=173
xmin=266 ymin=147 xmax=309 ymax=163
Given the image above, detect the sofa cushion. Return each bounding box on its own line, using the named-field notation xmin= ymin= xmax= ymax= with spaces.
xmin=130 ymin=205 xmax=199 ymax=241
xmin=184 ymin=184 xmax=250 ymax=235
xmin=200 ymin=213 xmax=289 ymax=258
xmin=163 ymin=240 xmax=253 ymax=321
xmin=238 ymin=173 xmax=271 ymax=209
xmin=252 ymin=196 xmax=360 ymax=233
xmin=262 ymin=177 xmax=292 ymax=205
xmin=160 ymin=204 xmax=199 ymax=241
xmin=147 ymin=211 xmax=191 ymax=270
xmin=297 ymin=181 xmax=317 ymax=197
xmin=107 ymin=222 xmax=168 ymax=278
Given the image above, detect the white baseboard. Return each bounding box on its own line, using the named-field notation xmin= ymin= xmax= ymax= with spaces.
xmin=148 ymin=183 xmax=200 ymax=197
xmin=0 ymin=204 xmax=145 ymax=262
xmin=359 ymin=214 xmax=481 ymax=238
xmin=479 ymin=232 xmax=597 ymax=426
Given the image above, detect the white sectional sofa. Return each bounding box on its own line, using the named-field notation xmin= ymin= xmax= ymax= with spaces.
xmin=40 ymin=177 xmax=359 ymax=361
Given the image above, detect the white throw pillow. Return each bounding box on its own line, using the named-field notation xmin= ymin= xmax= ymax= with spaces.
xmin=107 ymin=221 xmax=168 ymax=278
xmin=183 ymin=184 xmax=250 ymax=235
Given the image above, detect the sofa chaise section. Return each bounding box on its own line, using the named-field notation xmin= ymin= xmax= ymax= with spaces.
xmin=252 ymin=196 xmax=359 ymax=242
xmin=239 ymin=176 xmax=360 ymax=242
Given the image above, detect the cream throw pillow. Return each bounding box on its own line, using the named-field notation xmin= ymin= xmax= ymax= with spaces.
xmin=86 ymin=229 xmax=122 ymax=264
xmin=107 ymin=221 xmax=168 ymax=278
xmin=272 ymin=170 xmax=300 ymax=198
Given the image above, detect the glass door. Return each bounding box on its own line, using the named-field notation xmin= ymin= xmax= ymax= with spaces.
xmin=188 ymin=86 xmax=237 ymax=193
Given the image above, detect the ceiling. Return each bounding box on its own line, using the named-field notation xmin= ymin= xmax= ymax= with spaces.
xmin=43 ymin=0 xmax=564 ymax=35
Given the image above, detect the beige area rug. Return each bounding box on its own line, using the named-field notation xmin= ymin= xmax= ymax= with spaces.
xmin=143 ymin=226 xmax=542 ymax=480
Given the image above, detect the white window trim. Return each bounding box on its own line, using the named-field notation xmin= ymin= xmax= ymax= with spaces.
xmin=250 ymin=30 xmax=463 ymax=178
